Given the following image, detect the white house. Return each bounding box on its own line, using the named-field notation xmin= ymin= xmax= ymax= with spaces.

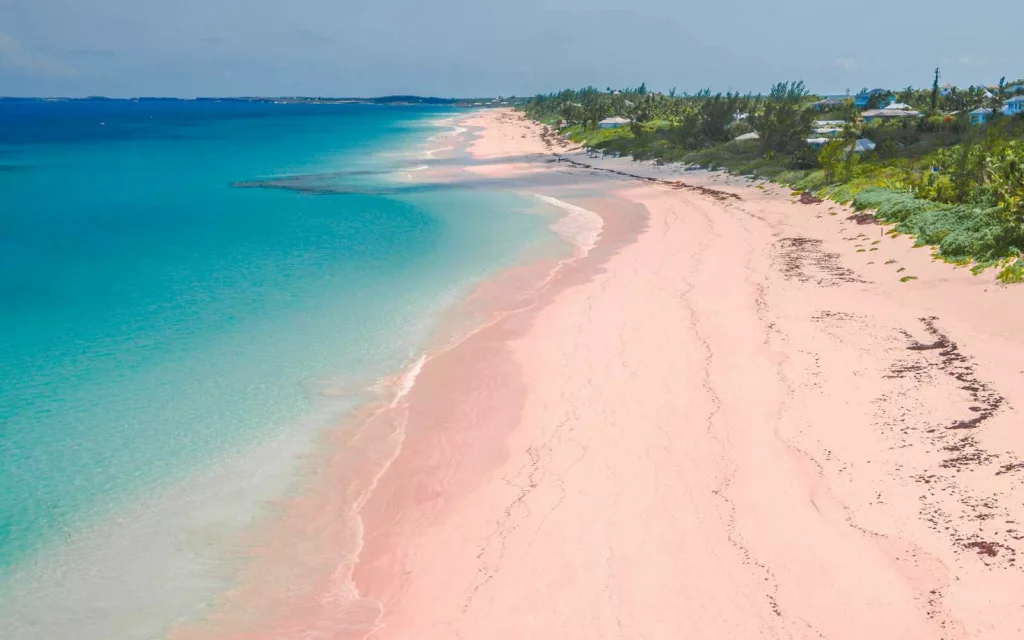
xmin=940 ymin=83 xmax=955 ymax=97
xmin=734 ymin=131 xmax=760 ymax=141
xmin=807 ymin=137 xmax=831 ymax=150
xmin=1004 ymin=96 xmax=1024 ymax=116
xmin=850 ymin=138 xmax=877 ymax=153
xmin=598 ymin=116 xmax=630 ymax=129
xmin=862 ymin=108 xmax=922 ymax=122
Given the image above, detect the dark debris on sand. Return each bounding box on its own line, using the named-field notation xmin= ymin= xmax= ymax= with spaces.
xmin=773 ymin=237 xmax=864 ymax=287
xmin=846 ymin=212 xmax=879 ymax=225
xmin=887 ymin=317 xmax=1020 ymax=570
xmin=553 ymin=156 xmax=742 ymax=202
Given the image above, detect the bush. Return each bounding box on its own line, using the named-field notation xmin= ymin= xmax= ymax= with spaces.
xmin=851 ymin=188 xmax=1022 ymax=265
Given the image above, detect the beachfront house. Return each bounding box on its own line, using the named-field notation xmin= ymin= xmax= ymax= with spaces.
xmin=806 ymin=137 xmax=831 ymax=150
xmin=810 ymin=97 xmax=848 ymax=111
xmin=861 ymin=104 xmax=922 ymax=122
xmin=854 ymin=89 xmax=888 ymax=108
xmin=970 ymin=107 xmax=993 ymax=124
xmin=850 ymin=138 xmax=877 ymax=153
xmin=599 ymin=116 xmax=630 ymax=129
xmin=1004 ymin=96 xmax=1024 ymax=116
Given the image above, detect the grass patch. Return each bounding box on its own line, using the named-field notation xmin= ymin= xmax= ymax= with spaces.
xmin=900 ymin=275 xmax=918 ymax=282
xmin=998 ymin=260 xmax=1024 ymax=283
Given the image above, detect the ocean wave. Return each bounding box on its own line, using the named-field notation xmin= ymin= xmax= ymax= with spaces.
xmin=391 ymin=354 xmax=426 ymax=408
xmin=421 ymin=145 xmax=454 ymax=159
xmin=532 ymin=193 xmax=604 ymax=258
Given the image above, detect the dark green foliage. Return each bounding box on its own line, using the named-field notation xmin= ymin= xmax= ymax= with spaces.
xmin=851 ymin=188 xmax=1022 ymax=265
xmin=753 ymin=81 xmax=813 ymax=158
xmin=519 ymin=77 xmax=1024 ymax=279
xmin=866 ymin=90 xmax=895 ymax=110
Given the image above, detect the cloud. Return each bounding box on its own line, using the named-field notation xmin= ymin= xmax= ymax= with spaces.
xmin=292 ymin=29 xmax=332 ymax=44
xmin=957 ymin=55 xmax=986 ymax=66
xmin=67 ymin=48 xmax=116 ymax=58
xmin=835 ymin=57 xmax=859 ymax=72
xmin=0 ymin=32 xmax=75 ymax=76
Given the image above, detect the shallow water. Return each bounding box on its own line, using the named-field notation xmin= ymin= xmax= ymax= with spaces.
xmin=0 ymin=100 xmax=561 ymax=638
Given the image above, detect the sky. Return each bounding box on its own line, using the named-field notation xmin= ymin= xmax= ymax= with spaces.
xmin=0 ymin=0 xmax=1020 ymax=98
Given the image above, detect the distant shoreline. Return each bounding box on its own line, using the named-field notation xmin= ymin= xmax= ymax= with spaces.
xmin=0 ymin=95 xmax=518 ymax=107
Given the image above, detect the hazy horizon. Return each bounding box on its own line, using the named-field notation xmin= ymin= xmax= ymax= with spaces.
xmin=1 ymin=0 xmax=1020 ymax=99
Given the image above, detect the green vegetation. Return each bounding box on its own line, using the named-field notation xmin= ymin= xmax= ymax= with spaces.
xmin=520 ymin=75 xmax=1024 ymax=279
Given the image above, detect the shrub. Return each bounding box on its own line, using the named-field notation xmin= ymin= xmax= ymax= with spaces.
xmin=851 ymin=188 xmax=1023 ymax=265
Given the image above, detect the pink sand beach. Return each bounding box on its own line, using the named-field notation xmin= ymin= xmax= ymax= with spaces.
xmin=176 ymin=109 xmax=1024 ymax=640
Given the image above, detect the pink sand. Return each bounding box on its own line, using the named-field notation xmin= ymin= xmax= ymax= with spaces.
xmin=177 ymin=110 xmax=1024 ymax=640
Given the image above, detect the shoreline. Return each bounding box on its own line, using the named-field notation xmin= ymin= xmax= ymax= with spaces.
xmin=167 ymin=110 xmax=645 ymax=639
xmin=2 ymin=107 xmax=591 ymax=640
xmin=187 ymin=109 xmax=1024 ymax=639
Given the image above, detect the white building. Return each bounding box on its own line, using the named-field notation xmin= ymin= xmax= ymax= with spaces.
xmin=598 ymin=117 xmax=630 ymax=129
xmin=850 ymin=138 xmax=877 ymax=153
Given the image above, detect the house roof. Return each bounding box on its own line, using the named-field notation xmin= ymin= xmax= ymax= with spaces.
xmin=1007 ymin=96 xmax=1024 ymax=103
xmin=883 ymin=102 xmax=912 ymax=110
xmin=862 ymin=108 xmax=921 ymax=118
xmin=971 ymin=108 xmax=993 ymax=114
xmin=599 ymin=116 xmax=630 ymax=124
xmin=734 ymin=131 xmax=760 ymax=141
xmin=851 ymin=139 xmax=877 ymax=152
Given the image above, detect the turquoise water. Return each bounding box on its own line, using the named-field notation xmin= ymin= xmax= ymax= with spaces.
xmin=0 ymin=101 xmax=557 ymax=580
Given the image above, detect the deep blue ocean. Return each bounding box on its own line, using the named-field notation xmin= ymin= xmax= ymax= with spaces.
xmin=0 ymin=100 xmax=557 ymax=634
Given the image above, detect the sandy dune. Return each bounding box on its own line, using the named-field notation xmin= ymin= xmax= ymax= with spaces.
xmin=349 ymin=110 xmax=1024 ymax=640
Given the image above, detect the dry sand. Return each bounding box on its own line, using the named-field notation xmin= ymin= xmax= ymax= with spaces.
xmin=351 ymin=111 xmax=1024 ymax=639
xmin=183 ymin=110 xmax=1024 ymax=640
